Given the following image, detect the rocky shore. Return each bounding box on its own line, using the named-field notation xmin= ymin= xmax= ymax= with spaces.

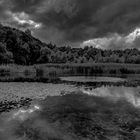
xmin=0 ymin=97 xmax=32 ymax=113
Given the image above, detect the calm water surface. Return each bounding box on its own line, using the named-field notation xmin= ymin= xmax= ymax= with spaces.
xmin=0 ymin=78 xmax=139 ymax=108
xmin=0 ymin=77 xmax=139 ymax=140
xmin=81 ymin=86 xmax=140 ymax=107
xmin=60 ymin=76 xmax=126 ymax=82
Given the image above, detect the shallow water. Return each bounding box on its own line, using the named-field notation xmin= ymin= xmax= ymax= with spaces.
xmin=0 ymin=81 xmax=139 ymax=108
xmin=0 ymin=80 xmax=140 ymax=140
xmin=60 ymin=76 xmax=126 ymax=82
xmin=0 ymin=82 xmax=78 ymax=101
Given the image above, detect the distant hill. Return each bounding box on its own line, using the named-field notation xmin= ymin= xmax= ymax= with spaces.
xmin=0 ymin=24 xmax=140 ymax=65
xmin=0 ymin=24 xmax=54 ymax=65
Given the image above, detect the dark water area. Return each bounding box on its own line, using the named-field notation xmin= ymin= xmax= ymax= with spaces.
xmin=0 ymin=76 xmax=140 ymax=140
xmin=1 ymin=93 xmax=140 ymax=140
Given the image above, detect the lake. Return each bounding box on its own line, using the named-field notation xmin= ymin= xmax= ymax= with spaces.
xmin=0 ymin=76 xmax=139 ymax=108
xmin=0 ymin=76 xmax=140 ymax=140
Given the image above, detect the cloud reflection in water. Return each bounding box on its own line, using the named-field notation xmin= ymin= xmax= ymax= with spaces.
xmin=82 ymin=86 xmax=140 ymax=107
xmin=11 ymin=105 xmax=40 ymax=121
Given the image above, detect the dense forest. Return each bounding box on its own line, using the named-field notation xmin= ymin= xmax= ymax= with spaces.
xmin=0 ymin=24 xmax=140 ymax=65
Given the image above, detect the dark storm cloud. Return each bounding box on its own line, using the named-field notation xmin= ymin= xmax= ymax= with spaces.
xmin=32 ymin=0 xmax=140 ymax=42
xmin=10 ymin=0 xmax=43 ymax=13
xmin=1 ymin=0 xmax=140 ymax=47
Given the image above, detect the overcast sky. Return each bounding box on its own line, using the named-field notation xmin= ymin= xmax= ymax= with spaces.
xmin=1 ymin=0 xmax=140 ymax=49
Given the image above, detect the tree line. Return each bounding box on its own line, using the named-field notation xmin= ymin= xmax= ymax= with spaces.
xmin=0 ymin=24 xmax=140 ymax=65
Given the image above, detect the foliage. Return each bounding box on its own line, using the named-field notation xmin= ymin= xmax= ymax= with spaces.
xmin=0 ymin=24 xmax=140 ymax=65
